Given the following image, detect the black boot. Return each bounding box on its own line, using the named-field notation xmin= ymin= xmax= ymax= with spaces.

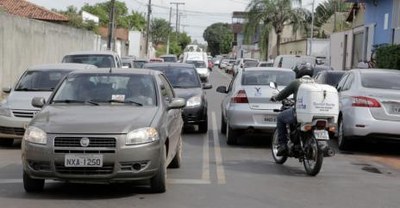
xmin=277 ymin=144 xmax=288 ymax=156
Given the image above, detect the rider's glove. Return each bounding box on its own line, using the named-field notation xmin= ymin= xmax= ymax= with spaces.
xmin=270 ymin=96 xmax=277 ymax=102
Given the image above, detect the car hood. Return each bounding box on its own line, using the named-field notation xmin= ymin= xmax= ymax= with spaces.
xmin=174 ymin=88 xmax=203 ymax=100
xmin=2 ymin=91 xmax=52 ymax=110
xmin=31 ymin=105 xmax=158 ymax=134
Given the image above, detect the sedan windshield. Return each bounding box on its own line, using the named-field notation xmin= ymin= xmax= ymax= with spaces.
xmin=52 ymin=73 xmax=157 ymax=106
xmin=242 ymin=70 xmax=295 ymax=86
xmin=186 ymin=60 xmax=206 ymax=68
xmin=14 ymin=70 xmax=70 ymax=91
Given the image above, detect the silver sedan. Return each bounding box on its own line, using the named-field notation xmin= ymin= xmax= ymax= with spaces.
xmin=216 ymin=67 xmax=295 ymax=145
xmin=336 ymin=69 xmax=400 ymax=150
xmin=22 ymin=69 xmax=185 ymax=193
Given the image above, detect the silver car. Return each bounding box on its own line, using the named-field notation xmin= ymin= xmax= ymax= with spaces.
xmin=0 ymin=64 xmax=96 ymax=146
xmin=336 ymin=69 xmax=400 ymax=150
xmin=22 ymin=69 xmax=185 ymax=193
xmin=216 ymin=67 xmax=295 ymax=145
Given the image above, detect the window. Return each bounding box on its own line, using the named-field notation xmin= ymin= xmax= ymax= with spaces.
xmin=342 ymin=73 xmax=354 ymax=91
xmin=159 ymin=75 xmax=175 ymax=101
xmin=15 ymin=70 xmax=70 ymax=91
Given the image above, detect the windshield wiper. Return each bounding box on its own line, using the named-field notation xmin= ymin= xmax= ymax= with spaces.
xmin=15 ymin=88 xmax=44 ymax=91
xmin=52 ymin=99 xmax=99 ymax=105
xmin=106 ymin=99 xmax=143 ymax=106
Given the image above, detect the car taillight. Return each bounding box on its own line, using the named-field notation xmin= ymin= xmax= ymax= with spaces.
xmin=352 ymin=96 xmax=381 ymax=108
xmin=231 ymin=90 xmax=248 ymax=103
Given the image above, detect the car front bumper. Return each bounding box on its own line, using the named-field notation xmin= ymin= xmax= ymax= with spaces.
xmin=0 ymin=115 xmax=30 ymax=139
xmin=182 ymin=105 xmax=206 ymax=125
xmin=22 ymin=134 xmax=162 ymax=183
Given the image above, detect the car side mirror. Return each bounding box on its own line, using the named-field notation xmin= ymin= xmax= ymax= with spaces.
xmin=269 ymin=82 xmax=278 ymax=89
xmin=2 ymin=86 xmax=11 ymax=93
xmin=32 ymin=97 xmax=46 ymax=108
xmin=168 ymin=98 xmax=186 ymax=110
xmin=216 ymin=86 xmax=227 ymax=93
xmin=202 ymin=83 xmax=212 ymax=90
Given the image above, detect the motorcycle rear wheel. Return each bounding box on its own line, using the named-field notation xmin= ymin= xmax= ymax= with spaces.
xmin=303 ymin=135 xmax=323 ymax=176
xmin=271 ymin=130 xmax=288 ymax=164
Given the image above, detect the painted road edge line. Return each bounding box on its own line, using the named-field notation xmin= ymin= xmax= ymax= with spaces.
xmin=212 ymin=112 xmax=226 ymax=184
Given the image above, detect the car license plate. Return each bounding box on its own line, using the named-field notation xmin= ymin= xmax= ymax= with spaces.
xmin=391 ymin=104 xmax=400 ymax=114
xmin=263 ymin=115 xmax=277 ymax=123
xmin=313 ymin=130 xmax=329 ymax=140
xmin=65 ymin=154 xmax=103 ymax=167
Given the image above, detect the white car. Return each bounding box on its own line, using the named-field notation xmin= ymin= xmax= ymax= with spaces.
xmin=0 ymin=64 xmax=96 ymax=146
xmin=185 ymin=60 xmax=210 ymax=82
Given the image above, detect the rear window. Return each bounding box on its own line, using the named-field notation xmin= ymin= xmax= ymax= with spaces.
xmin=244 ymin=60 xmax=258 ymax=67
xmin=326 ymin=73 xmax=345 ymax=86
xmin=361 ymin=72 xmax=400 ymax=90
xmin=186 ymin=60 xmax=206 ymax=68
xmin=15 ymin=70 xmax=70 ymax=91
xmin=63 ymin=55 xmax=115 ymax=68
xmin=161 ymin=56 xmax=177 ymax=62
xmin=242 ymin=70 xmax=295 ymax=86
xmin=146 ymin=66 xmax=201 ymax=88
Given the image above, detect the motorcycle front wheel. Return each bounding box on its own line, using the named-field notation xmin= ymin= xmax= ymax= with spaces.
xmin=271 ymin=130 xmax=288 ymax=164
xmin=303 ymin=135 xmax=323 ymax=176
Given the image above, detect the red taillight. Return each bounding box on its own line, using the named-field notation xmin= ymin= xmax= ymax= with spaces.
xmin=231 ymin=90 xmax=249 ymax=103
xmin=352 ymin=96 xmax=381 ymax=108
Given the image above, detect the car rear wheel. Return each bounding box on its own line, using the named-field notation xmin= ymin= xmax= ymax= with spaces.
xmin=0 ymin=139 xmax=14 ymax=146
xmin=23 ymin=171 xmax=44 ymax=193
xmin=168 ymin=137 xmax=182 ymax=169
xmin=226 ymin=122 xmax=238 ymax=145
xmin=150 ymin=145 xmax=167 ymax=193
xmin=338 ymin=118 xmax=351 ymax=150
xmin=221 ymin=114 xmax=226 ymax=134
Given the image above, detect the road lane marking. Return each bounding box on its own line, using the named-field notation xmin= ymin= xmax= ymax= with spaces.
xmin=202 ymin=133 xmax=210 ymax=181
xmin=212 ymin=112 xmax=226 ymax=184
xmin=215 ymin=67 xmax=232 ymax=79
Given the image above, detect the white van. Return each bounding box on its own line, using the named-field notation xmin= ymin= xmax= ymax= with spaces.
xmin=183 ymin=52 xmax=210 ymax=82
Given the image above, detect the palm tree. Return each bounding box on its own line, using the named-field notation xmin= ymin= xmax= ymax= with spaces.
xmin=314 ymin=0 xmax=352 ymax=32
xmin=244 ymin=0 xmax=310 ymax=58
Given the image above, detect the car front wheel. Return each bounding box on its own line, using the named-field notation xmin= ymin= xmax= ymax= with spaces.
xmin=150 ymin=145 xmax=167 ymax=193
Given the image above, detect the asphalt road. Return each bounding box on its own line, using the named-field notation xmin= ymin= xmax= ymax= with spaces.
xmin=0 ymin=68 xmax=400 ymax=208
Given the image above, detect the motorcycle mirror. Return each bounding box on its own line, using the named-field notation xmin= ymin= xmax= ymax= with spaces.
xmin=269 ymin=82 xmax=278 ymax=89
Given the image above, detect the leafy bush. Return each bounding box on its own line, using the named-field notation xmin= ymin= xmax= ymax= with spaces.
xmin=376 ymin=45 xmax=400 ymax=69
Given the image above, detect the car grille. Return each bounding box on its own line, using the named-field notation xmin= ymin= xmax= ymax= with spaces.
xmin=54 ymin=137 xmax=116 ymax=148
xmin=11 ymin=110 xmax=38 ymax=118
xmin=54 ymin=162 xmax=114 ymax=175
xmin=0 ymin=126 xmax=25 ymax=136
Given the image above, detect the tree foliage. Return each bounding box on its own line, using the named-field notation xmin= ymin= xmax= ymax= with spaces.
xmin=245 ymin=0 xmax=310 ymax=58
xmin=203 ymin=23 xmax=233 ymax=56
xmin=150 ymin=18 xmax=172 ymax=47
xmin=314 ymin=0 xmax=352 ymax=28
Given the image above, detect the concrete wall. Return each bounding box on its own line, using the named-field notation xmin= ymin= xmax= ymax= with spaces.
xmin=0 ymin=13 xmax=101 ymax=96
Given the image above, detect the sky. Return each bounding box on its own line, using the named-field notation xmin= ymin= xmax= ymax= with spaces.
xmin=28 ymin=0 xmax=321 ymax=44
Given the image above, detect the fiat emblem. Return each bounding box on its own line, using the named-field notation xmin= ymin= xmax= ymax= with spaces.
xmin=80 ymin=137 xmax=90 ymax=147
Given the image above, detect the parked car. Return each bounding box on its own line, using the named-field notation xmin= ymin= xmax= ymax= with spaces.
xmin=273 ymin=55 xmax=316 ymax=69
xmin=0 ymin=64 xmax=96 ymax=146
xmin=224 ymin=59 xmax=237 ymax=74
xmin=62 ymin=51 xmax=122 ymax=68
xmin=336 ymin=69 xmax=400 ymax=150
xmin=315 ymin=70 xmax=345 ymax=86
xmin=22 ymin=68 xmax=186 ymax=193
xmin=216 ymin=67 xmax=296 ymax=145
xmin=160 ymin=54 xmax=178 ymax=63
xmin=133 ymin=59 xmax=149 ymax=68
xmin=185 ymin=60 xmax=210 ymax=82
xmin=233 ymin=58 xmax=259 ymax=75
xmin=144 ymin=63 xmax=212 ymax=133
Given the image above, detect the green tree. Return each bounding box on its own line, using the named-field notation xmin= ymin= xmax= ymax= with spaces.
xmin=314 ymin=0 xmax=351 ymax=28
xmin=203 ymin=23 xmax=233 ymax=56
xmin=245 ymin=0 xmax=310 ymax=58
xmin=53 ymin=6 xmax=98 ymax=32
xmin=150 ymin=18 xmax=172 ymax=47
xmin=121 ymin=11 xmax=146 ymax=31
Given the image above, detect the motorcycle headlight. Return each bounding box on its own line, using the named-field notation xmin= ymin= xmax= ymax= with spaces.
xmin=126 ymin=127 xmax=159 ymax=145
xmin=186 ymin=96 xmax=201 ymax=107
xmin=0 ymin=106 xmax=11 ymax=117
xmin=24 ymin=126 xmax=47 ymax=145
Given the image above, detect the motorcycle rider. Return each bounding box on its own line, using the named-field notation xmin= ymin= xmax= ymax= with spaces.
xmin=270 ymin=62 xmax=314 ymax=156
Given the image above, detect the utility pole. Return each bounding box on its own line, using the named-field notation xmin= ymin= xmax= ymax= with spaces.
xmin=166 ymin=7 xmax=172 ymax=54
xmin=107 ymin=0 xmax=116 ymax=50
xmin=145 ymin=0 xmax=152 ymax=57
xmin=309 ymin=0 xmax=315 ymax=56
xmin=170 ymin=2 xmax=185 ymax=33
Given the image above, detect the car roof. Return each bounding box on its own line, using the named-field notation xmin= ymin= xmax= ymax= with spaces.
xmin=69 ymin=68 xmax=161 ymax=76
xmin=27 ymin=63 xmax=97 ymax=71
xmin=352 ymin=68 xmax=400 ymax=74
xmin=243 ymin=67 xmax=294 ymax=72
xmin=63 ymin=51 xmax=118 ymax=56
xmin=144 ymin=63 xmax=194 ymax=68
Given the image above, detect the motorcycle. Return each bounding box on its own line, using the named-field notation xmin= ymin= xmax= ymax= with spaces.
xmin=269 ymin=81 xmax=337 ymax=176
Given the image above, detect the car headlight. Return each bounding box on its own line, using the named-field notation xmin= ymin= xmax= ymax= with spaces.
xmin=126 ymin=127 xmax=159 ymax=145
xmin=0 ymin=106 xmax=11 ymax=117
xmin=24 ymin=126 xmax=47 ymax=145
xmin=186 ymin=96 xmax=201 ymax=107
